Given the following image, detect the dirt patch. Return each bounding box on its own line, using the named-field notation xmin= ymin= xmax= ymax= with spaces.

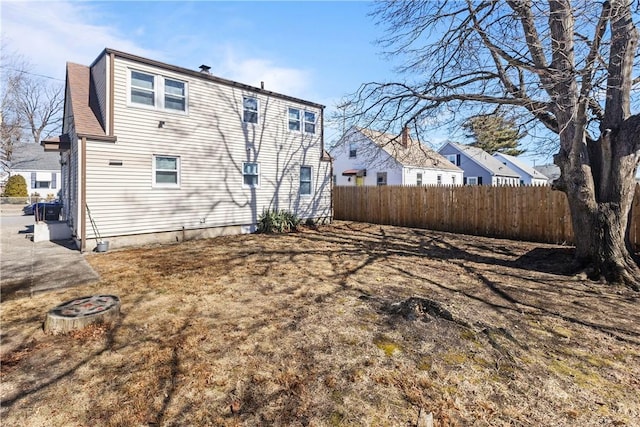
xmin=1 ymin=221 xmax=639 ymax=426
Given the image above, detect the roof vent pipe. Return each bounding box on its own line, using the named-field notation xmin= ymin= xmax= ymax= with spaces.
xmin=261 ymin=81 xmax=264 ymax=89
xmin=199 ymin=65 xmax=211 ymax=74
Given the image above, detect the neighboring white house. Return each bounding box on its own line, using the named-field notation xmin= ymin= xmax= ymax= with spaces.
xmin=493 ymin=152 xmax=549 ymax=185
xmin=9 ymin=143 xmax=61 ymax=199
xmin=438 ymin=142 xmax=521 ymax=185
xmin=42 ymin=48 xmax=332 ymax=251
xmin=331 ymin=127 xmax=463 ymax=186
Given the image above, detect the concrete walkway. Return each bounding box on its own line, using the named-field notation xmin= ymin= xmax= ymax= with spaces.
xmin=1 ymin=204 xmax=99 ymax=301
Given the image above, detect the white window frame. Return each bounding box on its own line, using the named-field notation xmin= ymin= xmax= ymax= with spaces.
xmin=300 ymin=166 xmax=312 ymax=196
xmin=452 ymin=175 xmax=457 ymax=185
xmin=467 ymin=176 xmax=478 ymax=185
xmin=288 ymin=107 xmax=301 ymax=132
xmin=130 ymin=70 xmax=156 ymax=108
xmin=243 ymin=96 xmax=259 ymax=124
xmin=242 ymin=162 xmax=260 ymax=188
xmin=128 ymin=69 xmax=188 ymax=113
xmin=437 ymin=174 xmax=442 ymax=185
xmin=153 ymin=155 xmax=180 ymax=188
xmin=164 ymin=78 xmax=186 ymax=112
xmin=446 ymin=154 xmax=458 ymax=165
xmin=416 ymin=173 xmax=423 ymax=186
xmin=288 ymin=107 xmax=316 ymax=134
xmin=349 ymin=142 xmax=357 ymax=158
xmin=303 ymin=111 xmax=316 ymax=134
xmin=377 ymin=172 xmax=387 ymax=186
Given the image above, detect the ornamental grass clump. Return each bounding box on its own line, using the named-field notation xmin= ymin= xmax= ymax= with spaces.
xmin=257 ymin=209 xmax=300 ymax=233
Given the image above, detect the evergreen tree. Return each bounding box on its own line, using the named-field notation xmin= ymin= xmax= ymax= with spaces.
xmin=2 ymin=174 xmax=28 ymax=198
xmin=462 ymin=114 xmax=525 ymax=155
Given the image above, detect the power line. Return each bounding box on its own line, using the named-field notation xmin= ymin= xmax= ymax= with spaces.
xmin=0 ymin=66 xmax=64 ymax=82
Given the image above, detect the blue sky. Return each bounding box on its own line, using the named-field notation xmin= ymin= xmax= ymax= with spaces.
xmin=2 ymin=0 xmax=555 ymax=166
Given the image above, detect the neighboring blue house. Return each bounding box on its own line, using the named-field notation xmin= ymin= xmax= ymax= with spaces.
xmin=438 ymin=142 xmax=520 ymax=185
xmin=493 ymin=152 xmax=549 ymax=185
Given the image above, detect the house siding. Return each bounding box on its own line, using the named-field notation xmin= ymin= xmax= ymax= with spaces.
xmin=331 ymin=134 xmax=403 ymax=186
xmin=438 ymin=144 xmax=493 ymax=184
xmin=89 ymin=53 xmax=108 ymax=131
xmin=81 ymin=55 xmax=330 ymax=240
xmin=493 ymin=153 xmax=549 ymax=185
xmin=11 ymin=170 xmax=61 ymax=197
xmin=331 ymin=130 xmax=463 ymax=186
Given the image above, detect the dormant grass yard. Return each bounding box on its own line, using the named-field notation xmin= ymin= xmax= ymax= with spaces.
xmin=1 ymin=221 xmax=639 ymax=426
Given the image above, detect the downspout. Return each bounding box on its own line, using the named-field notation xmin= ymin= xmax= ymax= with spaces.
xmin=80 ymin=136 xmax=87 ymax=252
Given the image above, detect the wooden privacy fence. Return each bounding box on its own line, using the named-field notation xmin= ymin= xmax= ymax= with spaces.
xmin=333 ymin=184 xmax=640 ymax=248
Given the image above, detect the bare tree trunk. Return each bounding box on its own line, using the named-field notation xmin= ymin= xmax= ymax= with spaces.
xmin=562 ymin=118 xmax=640 ymax=289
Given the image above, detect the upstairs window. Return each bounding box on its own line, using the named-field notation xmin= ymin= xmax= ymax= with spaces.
xmin=304 ymin=111 xmax=316 ymax=134
xmin=300 ymin=166 xmax=312 ymax=195
xmin=288 ymin=108 xmax=316 ymax=134
xmin=349 ymin=142 xmax=357 ymax=158
xmin=288 ymin=108 xmax=301 ymax=131
xmin=129 ymin=70 xmax=187 ymax=112
xmin=131 ymin=71 xmax=155 ymax=106
xmin=243 ymin=162 xmax=260 ymax=187
xmin=243 ymin=97 xmax=258 ymax=123
xmin=164 ymin=79 xmax=186 ymax=111
xmin=154 ymin=155 xmax=180 ymax=187
xmin=446 ymin=154 xmax=460 ymax=166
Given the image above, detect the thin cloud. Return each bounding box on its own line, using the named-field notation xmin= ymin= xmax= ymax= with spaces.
xmin=216 ymin=51 xmax=312 ymax=99
xmin=1 ymin=1 xmax=159 ymax=79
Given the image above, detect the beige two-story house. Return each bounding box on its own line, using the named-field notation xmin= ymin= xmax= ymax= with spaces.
xmin=43 ymin=48 xmax=332 ymax=251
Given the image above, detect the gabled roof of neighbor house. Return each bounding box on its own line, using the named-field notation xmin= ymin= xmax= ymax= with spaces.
xmin=356 ymin=128 xmax=462 ymax=172
xmin=443 ymin=142 xmax=520 ymax=177
xmin=493 ymin=152 xmax=549 ymax=181
xmin=11 ymin=143 xmax=60 ymax=171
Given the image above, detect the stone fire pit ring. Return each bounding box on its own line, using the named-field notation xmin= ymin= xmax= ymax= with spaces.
xmin=44 ymin=295 xmax=121 ymax=335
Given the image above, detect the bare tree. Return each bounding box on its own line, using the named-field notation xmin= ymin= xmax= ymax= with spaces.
xmin=1 ymin=45 xmax=63 ymax=175
xmin=345 ymin=0 xmax=640 ymax=288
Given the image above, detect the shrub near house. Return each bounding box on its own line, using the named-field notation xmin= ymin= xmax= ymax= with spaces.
xmin=2 ymin=175 xmax=28 ymax=203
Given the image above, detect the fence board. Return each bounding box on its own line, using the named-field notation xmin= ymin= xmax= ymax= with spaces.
xmin=333 ymin=184 xmax=640 ymax=248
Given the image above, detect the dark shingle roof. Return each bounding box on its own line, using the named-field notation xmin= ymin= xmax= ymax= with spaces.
xmin=11 ymin=143 xmax=60 ymax=171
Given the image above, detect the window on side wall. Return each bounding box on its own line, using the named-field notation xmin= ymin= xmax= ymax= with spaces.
xmin=131 ymin=71 xmax=155 ymax=106
xmin=452 ymin=175 xmax=456 ymax=185
xmin=349 ymin=142 xmax=357 ymax=158
xmin=437 ymin=174 xmax=442 ymax=185
xmin=446 ymin=154 xmax=459 ymax=166
xmin=467 ymin=176 xmax=478 ymax=185
xmin=243 ymin=162 xmax=260 ymax=187
xmin=300 ymin=166 xmax=312 ymax=195
xmin=288 ymin=108 xmax=301 ymax=131
xmin=130 ymin=70 xmax=187 ymax=112
xmin=377 ymin=172 xmax=387 ymax=186
xmin=416 ymin=173 xmax=423 ymax=186
xmin=164 ymin=78 xmax=186 ymax=111
xmin=154 ymin=155 xmax=180 ymax=187
xmin=304 ymin=111 xmax=316 ymax=134
xmin=243 ymin=97 xmax=258 ymax=124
